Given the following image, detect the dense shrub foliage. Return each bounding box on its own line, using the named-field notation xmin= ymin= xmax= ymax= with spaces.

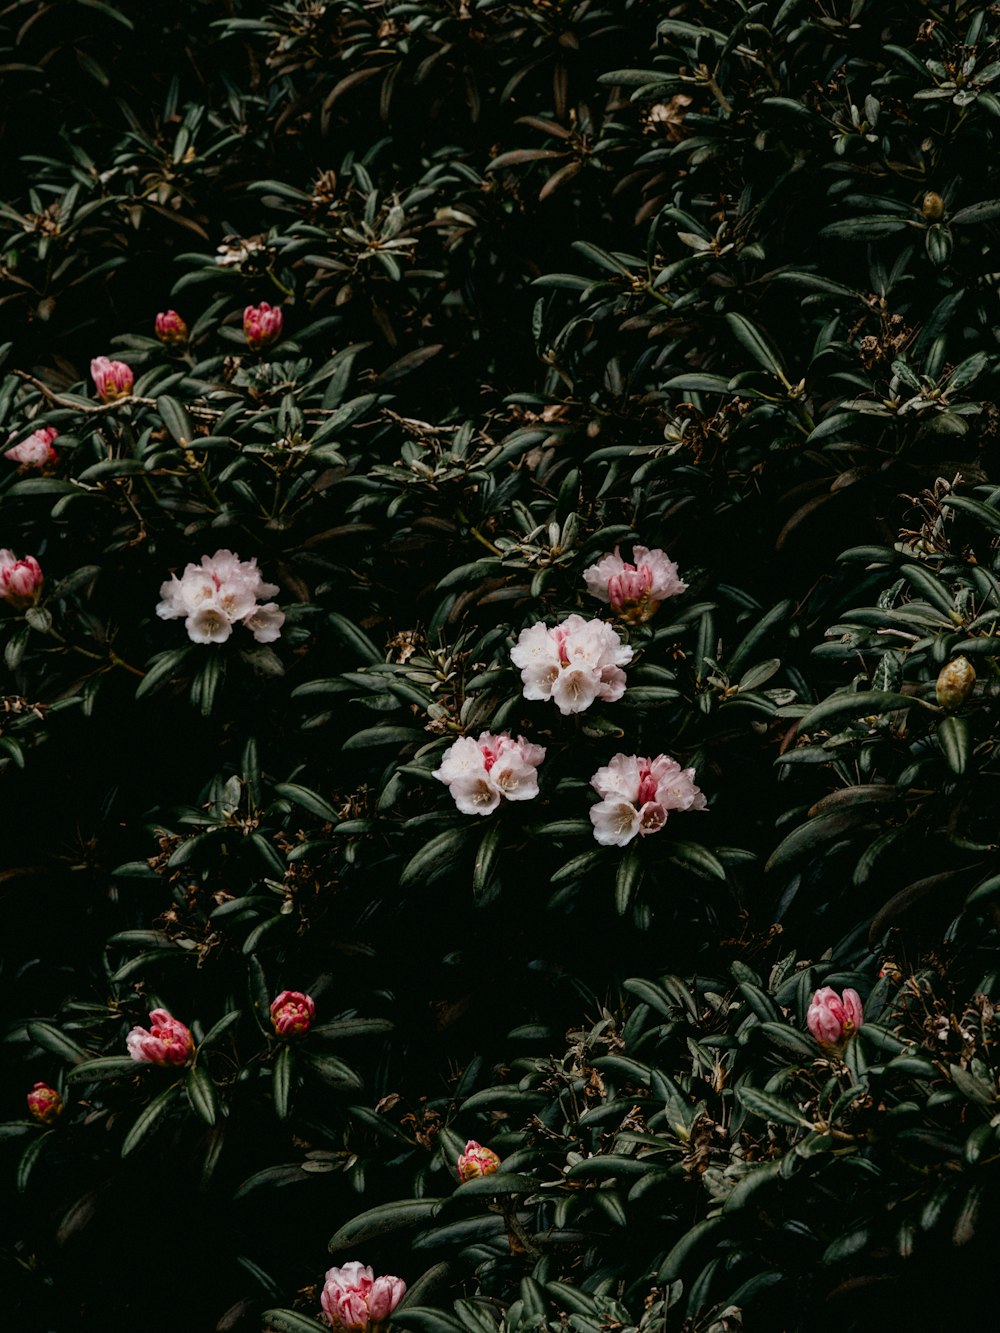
xmin=5 ymin=1 xmax=1000 ymax=1329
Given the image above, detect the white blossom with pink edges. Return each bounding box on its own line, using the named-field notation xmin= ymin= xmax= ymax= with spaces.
xmin=157 ymin=549 xmax=284 ymax=645
xmin=510 ymin=614 xmax=632 ymax=715
xmin=434 ymin=731 xmax=545 ymax=815
xmin=583 ymin=544 xmax=686 ymax=622
xmin=589 ymin=752 xmax=706 ymax=846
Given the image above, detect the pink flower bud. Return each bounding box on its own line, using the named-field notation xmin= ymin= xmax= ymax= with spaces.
xmin=90 ymin=356 xmax=134 ymax=402
xmin=243 ymin=301 xmax=283 ymax=351
xmin=27 ymin=1081 xmax=63 ymax=1125
xmin=126 ymin=1008 xmax=195 ymax=1066
xmin=5 ymin=426 xmax=58 ymax=467
xmin=0 ymin=550 xmax=43 ymax=605
xmin=321 ymin=1263 xmax=405 ymax=1332
xmin=270 ymin=989 xmax=315 ymax=1037
xmin=155 ymin=309 xmax=189 ymax=345
xmin=807 ymin=987 xmax=863 ymax=1048
xmin=457 ymin=1139 xmax=501 ymax=1182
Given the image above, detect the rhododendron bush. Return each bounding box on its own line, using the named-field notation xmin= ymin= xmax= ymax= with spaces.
xmin=4 ymin=1 xmax=1000 ymax=1330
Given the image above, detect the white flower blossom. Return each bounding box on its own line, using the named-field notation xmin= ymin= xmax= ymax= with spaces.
xmin=510 ymin=615 xmax=632 ymax=715
xmin=434 ymin=732 xmax=545 ymax=816
xmin=157 ymin=549 xmax=285 ymax=646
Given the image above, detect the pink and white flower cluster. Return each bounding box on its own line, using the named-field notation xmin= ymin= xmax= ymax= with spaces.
xmin=321 ymin=1262 xmax=406 ymax=1332
xmin=126 ymin=1009 xmax=195 ymax=1066
xmin=511 ymin=615 xmax=632 ymax=715
xmin=583 ymin=544 xmax=686 ymax=622
xmin=5 ymin=426 xmax=58 ymax=467
xmin=157 ymin=549 xmax=285 ymax=645
xmin=457 ymin=1139 xmax=501 ymax=1181
xmin=589 ymin=753 xmax=706 ymax=846
xmin=807 ymin=987 xmax=863 ymax=1047
xmin=434 ymin=731 xmax=545 ymax=815
xmin=0 ymin=550 xmax=43 ymax=604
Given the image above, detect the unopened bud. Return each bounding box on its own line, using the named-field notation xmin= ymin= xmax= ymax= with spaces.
xmin=922 ymin=191 xmax=945 ymax=221
xmin=936 ymin=655 xmax=975 ymax=709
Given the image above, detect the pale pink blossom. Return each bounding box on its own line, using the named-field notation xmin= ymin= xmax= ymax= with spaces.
xmin=90 ymin=356 xmax=134 ymax=402
xmin=155 ymin=310 xmax=188 ymax=345
xmin=583 ymin=545 xmax=686 ymax=622
xmin=157 ymin=549 xmax=283 ymax=645
xmin=511 ymin=615 xmax=632 ymax=715
xmin=434 ymin=731 xmax=545 ymax=815
xmin=270 ymin=990 xmax=315 ymax=1037
xmin=126 ymin=1009 xmax=195 ymax=1066
xmin=589 ymin=753 xmax=706 ymax=846
xmin=321 ymin=1263 xmax=406 ymax=1331
xmin=243 ymin=301 xmax=283 ymax=351
xmin=807 ymin=987 xmax=863 ymax=1047
xmin=0 ymin=551 xmax=43 ymax=604
xmin=27 ymin=1082 xmax=64 ymax=1124
xmin=457 ymin=1139 xmax=501 ymax=1181
xmin=5 ymin=426 xmax=58 ymax=467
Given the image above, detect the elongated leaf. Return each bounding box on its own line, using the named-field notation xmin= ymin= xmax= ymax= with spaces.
xmin=26 ymin=1022 xmax=88 ymax=1064
xmin=328 ymin=1199 xmax=444 ymax=1252
xmin=472 ymin=820 xmax=503 ymax=905
xmin=274 ymin=1045 xmax=295 ymax=1121
xmin=185 ymin=1065 xmax=217 ymax=1125
xmin=726 ymin=313 xmax=787 ymax=377
xmin=938 ymin=715 xmax=970 ymax=775
xmin=399 ymin=828 xmax=470 ymax=891
xmin=796 ymin=690 xmax=925 ymax=735
xmin=121 ymin=1081 xmax=182 ymax=1157
xmin=737 ymin=1085 xmax=813 ymax=1128
xmin=273 ymin=783 xmax=340 ymax=824
xmin=262 ymin=1311 xmax=329 ymax=1333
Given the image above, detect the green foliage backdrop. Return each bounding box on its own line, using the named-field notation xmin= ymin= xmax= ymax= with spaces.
xmin=4 ymin=1 xmax=1000 ymax=1329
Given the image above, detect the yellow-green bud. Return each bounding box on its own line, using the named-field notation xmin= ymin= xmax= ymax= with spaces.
xmin=936 ymin=656 xmax=975 ymax=709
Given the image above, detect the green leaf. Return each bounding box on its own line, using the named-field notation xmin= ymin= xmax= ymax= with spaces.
xmin=726 ymin=313 xmax=787 ymax=378
xmin=453 ymin=1171 xmax=538 ymax=1197
xmin=737 ymin=1084 xmax=813 ymax=1128
xmin=273 ymin=783 xmax=340 ymax=824
xmin=472 ymin=820 xmax=503 ymax=905
xmin=156 ymin=395 xmax=194 ymax=446
xmin=300 ymin=1051 xmax=363 ymax=1091
xmin=938 ymin=715 xmax=970 ymax=775
xmin=399 ymin=828 xmax=470 ymax=891
xmin=185 ymin=1065 xmax=218 ymax=1125
xmin=614 ymin=844 xmax=643 ymax=915
xmin=261 ymin=1311 xmax=329 ymax=1333
xmin=665 ymin=839 xmax=727 ymax=881
xmin=328 ymin=1199 xmax=444 ymax=1252
xmin=136 ymin=646 xmax=193 ymax=700
xmin=274 ymin=1045 xmax=295 ymax=1121
xmin=328 ymin=611 xmax=382 ymax=665
xmin=121 ymin=1081 xmax=182 ymax=1157
xmin=17 ymin=1130 xmax=55 ymax=1193
xmin=67 ymin=1057 xmax=140 ymax=1082
xmin=26 ymin=1021 xmax=88 ymax=1064
xmin=796 ymin=690 xmax=925 ymax=735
